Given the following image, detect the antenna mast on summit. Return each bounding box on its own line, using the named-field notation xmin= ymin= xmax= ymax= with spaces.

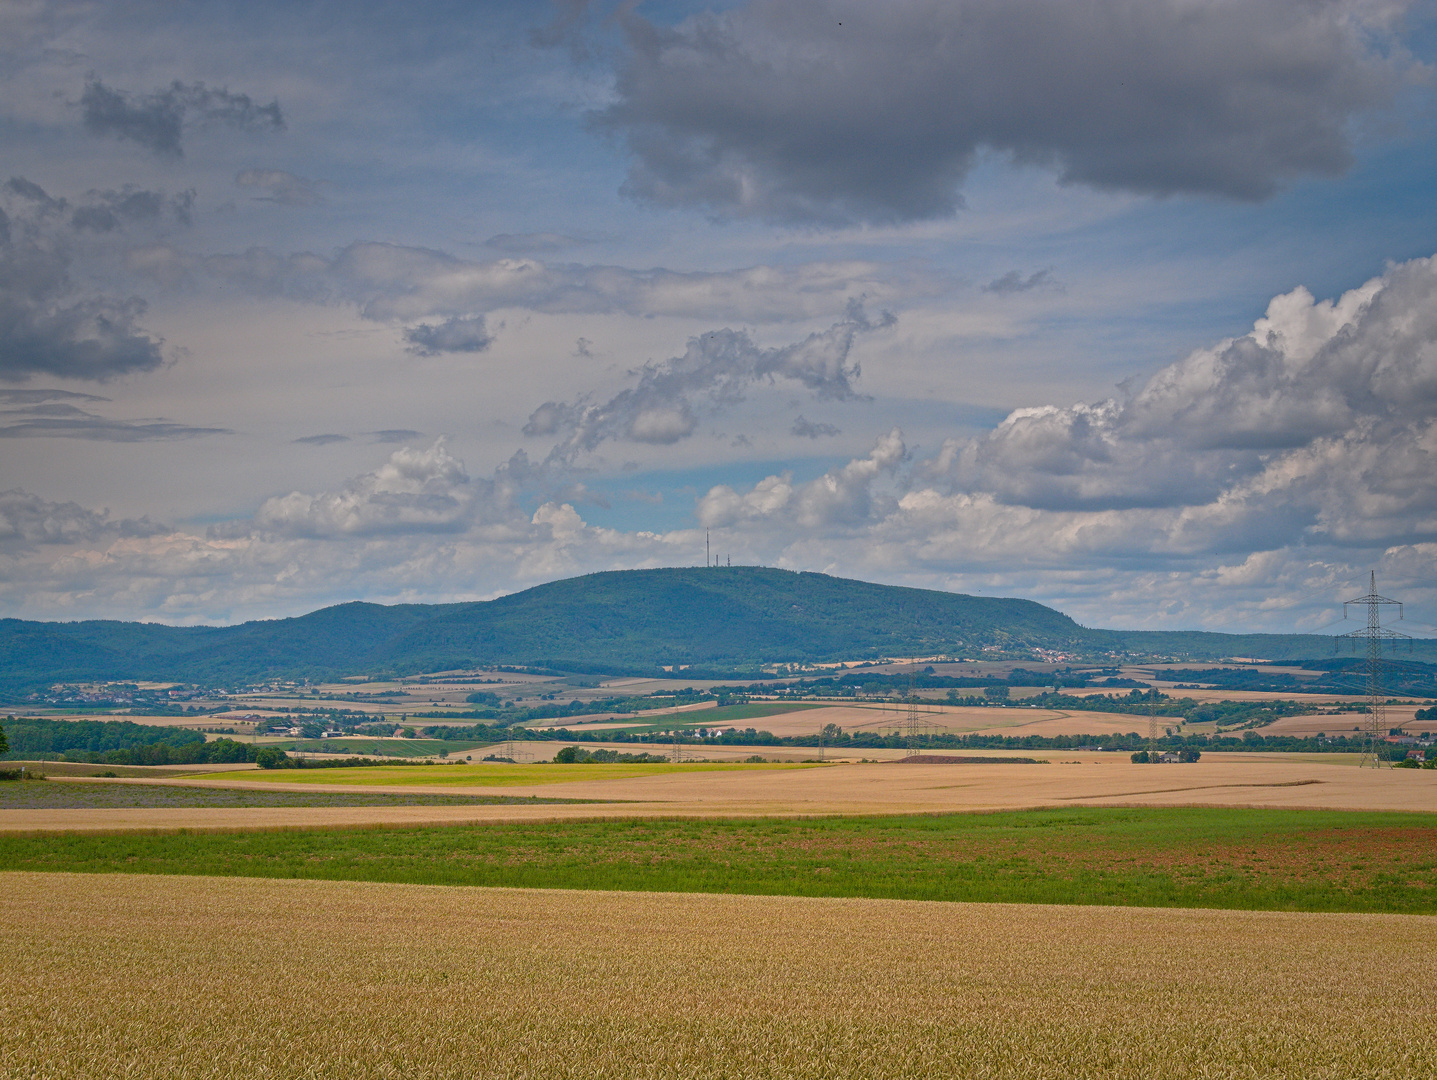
xmin=1338 ymin=572 xmax=1410 ymax=768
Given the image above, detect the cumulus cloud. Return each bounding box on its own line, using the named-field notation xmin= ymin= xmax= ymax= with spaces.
xmin=80 ymin=77 xmax=284 ymax=158
xmin=594 ymin=0 xmax=1412 ymax=223
xmin=254 ymin=440 xmax=483 ymax=538
xmin=924 ymin=254 xmax=1437 ymax=557
xmin=699 ymin=429 xmax=906 ymax=530
xmin=402 ymin=314 xmax=492 ymax=356
xmin=524 ymin=302 xmax=891 ymax=464
xmin=6 ymin=252 xmax=1437 ymax=633
xmin=234 ymin=169 xmax=322 ymax=206
xmin=0 ymin=488 xmax=160 ymax=552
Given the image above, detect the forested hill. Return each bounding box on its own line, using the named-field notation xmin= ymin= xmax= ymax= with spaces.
xmin=0 ymin=567 xmax=1423 ymax=688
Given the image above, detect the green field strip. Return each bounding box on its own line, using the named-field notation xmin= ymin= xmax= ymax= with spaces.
xmin=4 ymin=807 xmax=1436 ymax=914
xmin=521 ymin=700 xmax=833 ymax=734
xmin=272 ymin=738 xmax=495 ymax=758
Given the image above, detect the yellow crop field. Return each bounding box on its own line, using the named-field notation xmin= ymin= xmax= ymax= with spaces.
xmin=202 ymin=760 xmax=817 ymax=787
xmin=1 ymin=872 xmax=1431 ymax=1079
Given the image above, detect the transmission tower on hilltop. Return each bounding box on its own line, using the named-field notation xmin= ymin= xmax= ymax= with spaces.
xmin=1338 ymin=572 xmax=1410 ymax=768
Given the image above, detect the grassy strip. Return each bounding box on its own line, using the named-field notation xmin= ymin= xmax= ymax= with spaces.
xmin=201 ymin=760 xmax=820 ymax=787
xmin=272 ymin=738 xmax=494 ymax=758
xmin=522 ymin=701 xmax=831 ymax=733
xmin=3 ymin=807 xmax=1436 ymax=913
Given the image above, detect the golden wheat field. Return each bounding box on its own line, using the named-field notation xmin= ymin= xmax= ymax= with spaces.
xmin=1 ymin=872 xmax=1432 ymax=1079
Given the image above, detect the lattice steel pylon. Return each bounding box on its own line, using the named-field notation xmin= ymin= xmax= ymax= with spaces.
xmin=905 ymin=666 xmax=921 ymax=754
xmin=1338 ymin=572 xmax=1409 ymax=768
xmin=670 ymin=727 xmax=683 ymax=764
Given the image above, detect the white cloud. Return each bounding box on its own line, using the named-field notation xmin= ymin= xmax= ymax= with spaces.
xmin=4 ymin=254 xmax=1437 ymax=633
xmin=133 ymin=239 xmax=929 ymax=325
xmin=254 ymin=440 xmax=483 ymax=538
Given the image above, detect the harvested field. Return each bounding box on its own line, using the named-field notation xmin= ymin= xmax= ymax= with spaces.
xmin=5 ymin=753 xmax=1437 ymax=832
xmin=0 ymin=781 xmax=588 ymax=810
xmin=202 ymin=760 xmax=817 ymax=787
xmin=1 ymin=872 xmax=1432 ymax=1079
xmin=1262 ymin=706 xmax=1434 ymax=738
xmin=729 ymin=703 xmax=1157 ymax=738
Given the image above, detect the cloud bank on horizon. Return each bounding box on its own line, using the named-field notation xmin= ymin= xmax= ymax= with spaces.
xmin=1 ymin=0 xmax=1435 ymax=636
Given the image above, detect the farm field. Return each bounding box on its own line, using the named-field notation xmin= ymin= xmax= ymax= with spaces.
xmin=5 ymin=753 xmax=1437 ymax=833
xmin=735 ymin=703 xmax=1168 ymax=738
xmin=1 ymin=872 xmax=1431 ymax=1079
xmin=202 ymin=760 xmax=818 ymax=787
xmin=0 ymin=781 xmax=590 ymax=810
xmin=6 ymin=807 xmax=1437 ymax=913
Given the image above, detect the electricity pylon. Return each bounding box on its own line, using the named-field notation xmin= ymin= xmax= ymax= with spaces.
xmin=905 ymin=666 xmax=921 ymax=754
xmin=1338 ymin=572 xmax=1409 ymax=768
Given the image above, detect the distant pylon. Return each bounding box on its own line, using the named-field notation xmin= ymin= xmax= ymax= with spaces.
xmin=906 ymin=665 xmax=920 ymax=753
xmin=1338 ymin=572 xmax=1410 ymax=769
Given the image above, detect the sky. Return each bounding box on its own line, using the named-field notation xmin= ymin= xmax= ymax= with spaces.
xmin=3 ymin=0 xmax=1437 ymax=636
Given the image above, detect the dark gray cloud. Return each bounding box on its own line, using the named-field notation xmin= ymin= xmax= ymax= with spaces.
xmin=294 ymin=433 xmax=349 ymax=446
xmin=235 ymin=169 xmax=322 ymax=206
xmin=983 ymin=269 xmax=1055 ymax=295
xmin=594 ymin=0 xmax=1411 ymax=223
xmin=5 ymin=177 xmax=193 ymax=233
xmin=371 ymin=429 xmax=423 ymax=443
xmin=0 ymin=400 xmax=230 ymax=441
xmin=70 ymin=186 xmax=194 ymax=232
xmin=81 ymin=77 xmax=284 ymax=158
xmin=5 ymin=177 xmax=63 ymax=212
xmin=0 ymin=388 xmax=108 ymax=405
xmin=0 ymin=178 xmax=169 ymax=381
xmin=402 ymin=314 xmax=493 ymax=356
xmin=791 ymin=415 xmax=839 ymax=438
xmin=525 ymin=302 xmax=890 ymax=464
xmin=0 ymin=291 xmax=164 ymax=382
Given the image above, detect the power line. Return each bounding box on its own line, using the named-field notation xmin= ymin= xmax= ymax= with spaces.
xmin=1336 ymin=572 xmax=1411 ymax=769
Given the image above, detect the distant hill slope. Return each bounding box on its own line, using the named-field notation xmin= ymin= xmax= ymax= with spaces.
xmin=0 ymin=567 xmax=1429 ymax=688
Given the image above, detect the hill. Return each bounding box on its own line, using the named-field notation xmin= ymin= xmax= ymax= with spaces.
xmin=0 ymin=567 xmax=1430 ymax=689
